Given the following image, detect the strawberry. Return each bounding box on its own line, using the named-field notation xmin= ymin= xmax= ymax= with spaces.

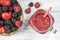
xmin=2 ymin=12 xmax=12 ymax=20
xmin=14 ymin=6 xmax=21 ymax=12
xmin=0 ymin=26 xmax=5 ymax=34
xmin=15 ymin=21 xmax=22 ymax=27
xmin=35 ymin=2 xmax=40 ymax=8
xmin=25 ymin=8 xmax=31 ymax=14
xmin=0 ymin=0 xmax=11 ymax=7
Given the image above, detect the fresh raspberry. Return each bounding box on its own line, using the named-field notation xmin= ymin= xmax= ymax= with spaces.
xmin=0 ymin=26 xmax=5 ymax=34
xmin=14 ymin=6 xmax=21 ymax=12
xmin=2 ymin=12 xmax=12 ymax=20
xmin=25 ymin=8 xmax=31 ymax=14
xmin=35 ymin=2 xmax=40 ymax=8
xmin=1 ymin=0 xmax=11 ymax=7
xmin=15 ymin=21 xmax=22 ymax=27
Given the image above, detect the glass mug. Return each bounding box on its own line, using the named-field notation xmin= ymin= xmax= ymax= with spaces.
xmin=29 ymin=9 xmax=54 ymax=34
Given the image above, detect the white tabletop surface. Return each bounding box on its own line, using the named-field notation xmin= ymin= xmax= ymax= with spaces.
xmin=0 ymin=0 xmax=60 ymax=40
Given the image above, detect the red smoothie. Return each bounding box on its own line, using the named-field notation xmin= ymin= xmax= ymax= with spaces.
xmin=29 ymin=9 xmax=54 ymax=34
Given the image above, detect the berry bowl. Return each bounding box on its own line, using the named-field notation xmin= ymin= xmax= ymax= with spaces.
xmin=0 ymin=0 xmax=23 ymax=36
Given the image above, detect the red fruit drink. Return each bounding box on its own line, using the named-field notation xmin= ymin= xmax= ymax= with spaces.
xmin=29 ymin=9 xmax=54 ymax=34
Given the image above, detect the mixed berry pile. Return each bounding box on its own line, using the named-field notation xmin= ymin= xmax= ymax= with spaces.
xmin=0 ymin=0 xmax=22 ymax=34
xmin=25 ymin=2 xmax=40 ymax=14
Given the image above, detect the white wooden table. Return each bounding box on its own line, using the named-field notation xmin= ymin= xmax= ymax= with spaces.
xmin=0 ymin=0 xmax=60 ymax=40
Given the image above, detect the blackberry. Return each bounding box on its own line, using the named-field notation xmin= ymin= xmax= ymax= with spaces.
xmin=12 ymin=3 xmax=17 ymax=7
xmin=16 ymin=17 xmax=20 ymax=21
xmin=6 ymin=30 xmax=11 ymax=34
xmin=9 ymin=24 xmax=14 ymax=27
xmin=11 ymin=0 xmax=17 ymax=5
xmin=17 ymin=12 xmax=22 ymax=16
xmin=0 ymin=20 xmax=4 ymax=25
xmin=29 ymin=2 xmax=33 ymax=7
xmin=11 ymin=18 xmax=16 ymax=23
xmin=13 ymin=12 xmax=18 ymax=18
xmin=7 ymin=21 xmax=12 ymax=25
xmin=11 ymin=27 xmax=17 ymax=32
xmin=0 ymin=7 xmax=2 ymax=14
xmin=4 ymin=25 xmax=10 ymax=30
xmin=4 ymin=20 xmax=12 ymax=25
xmin=4 ymin=21 xmax=7 ymax=24
xmin=9 ymin=6 xmax=13 ymax=11
xmin=2 ymin=7 xmax=8 ymax=11
xmin=4 ymin=25 xmax=11 ymax=34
